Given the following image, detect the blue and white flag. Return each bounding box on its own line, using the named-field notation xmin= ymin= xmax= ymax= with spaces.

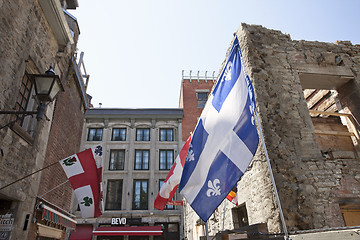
xmin=179 ymin=36 xmax=259 ymax=222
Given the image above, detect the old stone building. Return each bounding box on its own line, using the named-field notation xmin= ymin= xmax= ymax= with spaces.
xmin=0 ymin=0 xmax=89 ymax=239
xmin=70 ymin=108 xmax=184 ymax=239
xmin=183 ymin=24 xmax=360 ymax=239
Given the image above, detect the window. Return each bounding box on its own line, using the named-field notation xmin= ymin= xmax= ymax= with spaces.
xmin=159 ymin=180 xmax=175 ymax=210
xmin=134 ymin=150 xmax=149 ymax=170
xmin=109 ymin=150 xmax=125 ymax=170
xmin=159 ymin=150 xmax=174 ymax=170
xmin=133 ymin=180 xmax=148 ymax=210
xmin=11 ymin=73 xmax=38 ymax=137
xmin=196 ymin=92 xmax=208 ymax=108
xmin=159 ymin=128 xmax=174 ymax=141
xmin=154 ymin=223 xmax=179 ymax=239
xmin=87 ymin=128 xmax=103 ymax=141
xmin=13 ymin=74 xmax=33 ymax=126
xmin=112 ymin=128 xmax=126 ymax=141
xmin=232 ymin=203 xmax=249 ymax=228
xmin=105 ymin=180 xmax=122 ymax=210
xmin=136 ymin=128 xmax=150 ymax=141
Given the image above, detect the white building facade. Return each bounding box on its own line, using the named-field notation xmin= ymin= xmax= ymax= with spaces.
xmin=71 ymin=108 xmax=184 ymax=240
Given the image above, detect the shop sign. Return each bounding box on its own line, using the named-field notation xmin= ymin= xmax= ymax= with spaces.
xmin=111 ymin=217 xmax=126 ymax=225
xmin=0 ymin=214 xmax=14 ymax=240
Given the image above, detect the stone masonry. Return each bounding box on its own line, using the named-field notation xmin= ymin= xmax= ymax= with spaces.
xmin=183 ymin=23 xmax=360 ymax=238
xmin=0 ymin=1 xmax=84 ymax=239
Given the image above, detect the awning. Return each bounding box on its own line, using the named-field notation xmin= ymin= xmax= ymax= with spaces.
xmin=69 ymin=225 xmax=93 ymax=240
xmin=41 ymin=204 xmax=77 ymax=229
xmin=93 ymin=226 xmax=163 ymax=236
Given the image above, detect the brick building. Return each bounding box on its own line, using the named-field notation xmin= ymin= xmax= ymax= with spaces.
xmin=0 ymin=1 xmax=90 ymax=239
xmin=69 ymin=108 xmax=184 ymax=240
xmin=182 ymin=24 xmax=360 ymax=239
xmin=179 ymin=71 xmax=217 ymax=141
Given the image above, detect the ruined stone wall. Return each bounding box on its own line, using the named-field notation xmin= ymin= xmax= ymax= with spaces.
xmin=237 ymin=23 xmax=360 ymax=232
xmin=183 ymin=23 xmax=360 ymax=238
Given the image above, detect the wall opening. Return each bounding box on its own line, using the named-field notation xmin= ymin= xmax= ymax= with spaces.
xmin=299 ymin=72 xmax=359 ymax=157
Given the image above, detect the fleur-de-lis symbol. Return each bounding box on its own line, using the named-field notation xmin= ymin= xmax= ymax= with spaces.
xmin=249 ymin=105 xmax=255 ymax=125
xmin=81 ymin=196 xmax=93 ymax=207
xmin=186 ymin=146 xmax=195 ymax=162
xmin=95 ymin=145 xmax=103 ymax=156
xmin=223 ymin=62 xmax=233 ymax=81
xmin=206 ymin=179 xmax=221 ymax=197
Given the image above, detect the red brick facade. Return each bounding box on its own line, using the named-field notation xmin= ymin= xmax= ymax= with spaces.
xmin=37 ymin=62 xmax=87 ymax=209
xmin=180 ymin=78 xmax=215 ymax=141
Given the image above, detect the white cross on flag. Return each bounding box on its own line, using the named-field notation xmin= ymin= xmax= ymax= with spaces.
xmin=59 ymin=146 xmax=104 ymax=218
xmin=179 ymin=36 xmax=259 ymax=222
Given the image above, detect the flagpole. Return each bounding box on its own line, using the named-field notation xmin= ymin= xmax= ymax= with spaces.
xmin=38 ymin=180 xmax=69 ymax=198
xmin=222 ymin=199 xmax=227 ymax=231
xmin=205 ymin=221 xmax=209 ymax=240
xmin=0 ymin=161 xmax=60 ymax=191
xmin=254 ymin=109 xmax=289 ymax=240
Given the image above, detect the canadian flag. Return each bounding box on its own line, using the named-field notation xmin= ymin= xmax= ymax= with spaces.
xmin=59 ymin=146 xmax=104 ymax=218
xmin=154 ymin=136 xmax=191 ymax=210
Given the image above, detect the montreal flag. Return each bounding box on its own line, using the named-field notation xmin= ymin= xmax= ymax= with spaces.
xmin=59 ymin=146 xmax=104 ymax=218
xmin=179 ymin=36 xmax=259 ymax=222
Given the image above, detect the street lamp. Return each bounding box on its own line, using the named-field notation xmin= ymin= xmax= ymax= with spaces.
xmin=0 ymin=66 xmax=64 ymax=124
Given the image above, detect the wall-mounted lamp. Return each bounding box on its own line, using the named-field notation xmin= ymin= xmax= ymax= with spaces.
xmin=0 ymin=66 xmax=64 ymax=126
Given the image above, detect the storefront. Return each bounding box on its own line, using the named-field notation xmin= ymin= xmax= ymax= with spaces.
xmin=69 ymin=225 xmax=163 ymax=240
xmin=69 ymin=218 xmax=181 ymax=240
xmin=94 ymin=226 xmax=162 ymax=239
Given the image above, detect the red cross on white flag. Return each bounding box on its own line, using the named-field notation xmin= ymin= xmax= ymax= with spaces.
xmin=59 ymin=146 xmax=104 ymax=218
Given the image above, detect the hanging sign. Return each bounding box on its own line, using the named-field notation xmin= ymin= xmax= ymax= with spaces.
xmin=0 ymin=213 xmax=14 ymax=240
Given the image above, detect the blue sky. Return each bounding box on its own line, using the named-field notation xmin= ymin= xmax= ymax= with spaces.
xmin=71 ymin=0 xmax=360 ymax=108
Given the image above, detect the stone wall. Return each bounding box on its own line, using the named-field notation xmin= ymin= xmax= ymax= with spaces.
xmin=238 ymin=23 xmax=360 ymax=232
xmin=183 ymin=23 xmax=360 ymax=238
xmin=0 ymin=1 xmax=80 ymax=239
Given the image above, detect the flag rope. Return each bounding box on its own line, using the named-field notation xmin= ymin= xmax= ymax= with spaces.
xmin=254 ymin=108 xmax=289 ymax=240
xmin=0 ymin=161 xmax=59 ymax=191
xmin=38 ymin=180 xmax=70 ymax=198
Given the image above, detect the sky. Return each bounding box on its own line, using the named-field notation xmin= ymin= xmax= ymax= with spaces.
xmin=69 ymin=0 xmax=360 ymax=109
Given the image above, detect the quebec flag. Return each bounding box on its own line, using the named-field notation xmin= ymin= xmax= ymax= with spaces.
xmin=179 ymin=36 xmax=259 ymax=222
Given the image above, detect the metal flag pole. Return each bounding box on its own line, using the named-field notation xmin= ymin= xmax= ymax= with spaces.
xmin=38 ymin=180 xmax=69 ymax=198
xmin=254 ymin=108 xmax=289 ymax=240
xmin=205 ymin=221 xmax=210 ymax=240
xmin=222 ymin=199 xmax=227 ymax=231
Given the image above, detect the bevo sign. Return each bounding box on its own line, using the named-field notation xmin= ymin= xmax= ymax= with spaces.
xmin=111 ymin=217 xmax=126 ymax=225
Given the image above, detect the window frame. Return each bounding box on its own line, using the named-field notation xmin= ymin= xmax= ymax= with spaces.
xmin=105 ymin=179 xmax=123 ymax=210
xmin=159 ymin=150 xmax=174 ymax=170
xmin=136 ymin=128 xmax=150 ymax=141
xmin=196 ymin=91 xmax=209 ymax=108
xmin=111 ymin=128 xmax=126 ymax=141
xmin=134 ymin=149 xmax=150 ymax=170
xmin=87 ymin=128 xmax=103 ymax=141
xmin=159 ymin=128 xmax=174 ymax=141
xmin=132 ymin=179 xmax=148 ymax=210
xmin=109 ymin=149 xmax=125 ymax=171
